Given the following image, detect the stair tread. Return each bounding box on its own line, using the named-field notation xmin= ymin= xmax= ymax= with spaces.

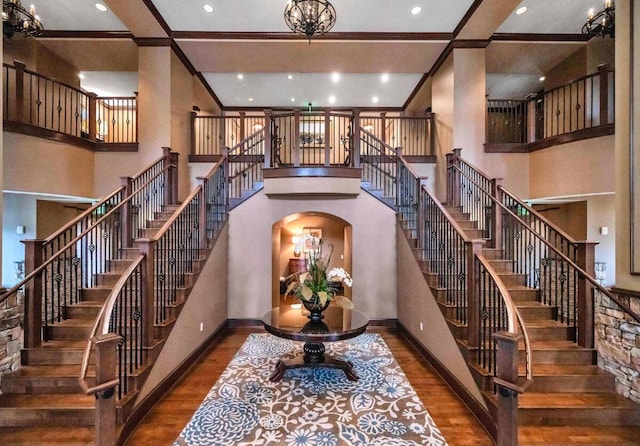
xmin=0 ymin=394 xmax=94 ymax=408
xmin=31 ymin=340 xmax=87 ymax=350
xmin=527 ymin=340 xmax=593 ymax=350
xmin=518 ymin=392 xmax=639 ymax=409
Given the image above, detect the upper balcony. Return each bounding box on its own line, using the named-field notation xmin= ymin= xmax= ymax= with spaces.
xmin=486 ymin=65 xmax=614 ymax=153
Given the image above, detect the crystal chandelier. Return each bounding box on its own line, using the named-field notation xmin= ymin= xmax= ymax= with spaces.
xmin=284 ymin=0 xmax=336 ymax=43
xmin=582 ymin=0 xmax=615 ymax=39
xmin=2 ymin=0 xmax=44 ymax=41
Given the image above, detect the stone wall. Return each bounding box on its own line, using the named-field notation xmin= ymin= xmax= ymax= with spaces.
xmin=0 ymin=290 xmax=23 ymax=393
xmin=595 ymin=288 xmax=640 ymax=403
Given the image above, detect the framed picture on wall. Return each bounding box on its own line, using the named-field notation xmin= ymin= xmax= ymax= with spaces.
xmin=303 ymin=227 xmax=322 ymax=251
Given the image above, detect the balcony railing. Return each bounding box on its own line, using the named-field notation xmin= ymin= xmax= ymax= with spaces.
xmin=487 ymin=65 xmax=614 ymax=152
xmin=3 ymin=60 xmax=138 ymax=150
xmin=191 ymin=109 xmax=435 ymax=166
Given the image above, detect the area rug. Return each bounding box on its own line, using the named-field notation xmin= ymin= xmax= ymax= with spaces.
xmin=173 ymin=333 xmax=448 ymax=446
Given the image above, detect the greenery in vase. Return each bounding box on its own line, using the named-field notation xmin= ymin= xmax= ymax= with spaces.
xmin=285 ymin=235 xmax=353 ymax=308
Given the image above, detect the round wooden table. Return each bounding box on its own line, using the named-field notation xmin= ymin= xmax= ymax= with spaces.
xmin=261 ymin=304 xmax=369 ymax=382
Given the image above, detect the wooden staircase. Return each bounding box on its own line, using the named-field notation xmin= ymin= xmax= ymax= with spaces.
xmin=404 ymin=204 xmax=640 ymax=440
xmin=0 ymin=204 xmax=209 ymax=443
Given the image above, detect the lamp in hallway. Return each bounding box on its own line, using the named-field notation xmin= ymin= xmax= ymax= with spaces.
xmin=582 ymin=0 xmax=614 ymax=39
xmin=2 ymin=0 xmax=44 ymax=41
xmin=284 ymin=0 xmax=336 ymax=43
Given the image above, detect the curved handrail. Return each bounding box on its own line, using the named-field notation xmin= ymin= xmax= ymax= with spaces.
xmin=78 ymin=255 xmax=145 ymax=396
xmin=420 ymin=184 xmax=473 ymax=242
xmin=0 ymin=164 xmax=172 ymax=306
xmin=452 ymin=164 xmax=640 ymax=324
xmin=476 ymin=254 xmax=534 ymax=387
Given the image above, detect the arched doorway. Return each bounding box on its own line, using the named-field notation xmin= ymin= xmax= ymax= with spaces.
xmin=271 ymin=211 xmax=353 ymax=308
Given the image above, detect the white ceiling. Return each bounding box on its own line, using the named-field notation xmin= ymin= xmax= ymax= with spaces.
xmin=25 ymin=0 xmax=604 ymax=108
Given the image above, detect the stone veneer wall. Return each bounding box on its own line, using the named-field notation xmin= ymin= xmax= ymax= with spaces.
xmin=0 ymin=290 xmax=22 ymax=392
xmin=595 ymin=288 xmax=640 ymax=404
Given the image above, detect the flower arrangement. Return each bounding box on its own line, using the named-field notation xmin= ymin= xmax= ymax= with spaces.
xmin=285 ymin=234 xmax=353 ymax=309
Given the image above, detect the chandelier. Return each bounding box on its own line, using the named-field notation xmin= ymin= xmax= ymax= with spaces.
xmin=284 ymin=0 xmax=336 ymax=43
xmin=2 ymin=0 xmax=44 ymax=41
xmin=582 ymin=0 xmax=614 ymax=39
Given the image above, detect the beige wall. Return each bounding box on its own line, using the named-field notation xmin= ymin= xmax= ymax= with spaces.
xmin=3 ymin=132 xmax=96 ymax=199
xmin=614 ymin=0 xmax=640 ymax=290
xmin=432 ymin=55 xmax=454 ymax=201
xmin=544 ymin=47 xmax=586 ymax=90
xmin=396 ymin=227 xmax=487 ymax=408
xmin=3 ymin=39 xmax=79 ymax=87
xmin=228 ymin=188 xmax=397 ymax=320
xmin=170 ymin=52 xmax=195 ymax=200
xmin=528 ymin=135 xmax=614 ymax=200
xmin=587 ymin=194 xmax=616 ymax=287
xmin=533 ymin=202 xmax=588 ymax=240
xmin=36 ymin=200 xmax=88 ymax=239
xmin=136 ymin=225 xmax=229 ymax=403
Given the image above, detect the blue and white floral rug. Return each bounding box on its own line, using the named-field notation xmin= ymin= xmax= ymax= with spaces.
xmin=173 ymin=333 xmax=448 ymax=446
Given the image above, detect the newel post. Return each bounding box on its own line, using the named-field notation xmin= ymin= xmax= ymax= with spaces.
xmin=493 ymin=331 xmax=522 ymax=446
xmin=293 ymin=109 xmax=301 ymax=167
xmin=196 ymin=176 xmax=208 ymax=249
xmin=466 ymin=239 xmax=485 ymax=348
xmin=93 ymin=332 xmax=121 ymax=446
xmin=163 ymin=147 xmax=179 ymax=205
xmin=598 ymin=63 xmax=610 ymax=126
xmin=264 ymin=109 xmax=272 ymax=168
xmin=446 ymin=148 xmax=462 ymax=207
xmin=135 ymin=239 xmax=156 ymax=349
xmin=490 ymin=178 xmax=504 ymax=250
xmin=239 ymin=111 xmax=246 ymax=142
xmin=427 ymin=111 xmax=436 ymax=157
xmin=353 ymin=109 xmax=361 ymax=168
xmin=324 ymin=109 xmax=331 ymax=167
xmin=380 ymin=112 xmax=387 ymax=143
xmin=576 ymin=241 xmax=597 ymax=348
xmin=88 ymin=92 xmax=98 ymax=141
xmin=14 ymin=60 xmax=26 ymax=123
xmin=22 ymin=240 xmax=45 ymax=348
xmin=120 ymin=176 xmax=133 ymax=248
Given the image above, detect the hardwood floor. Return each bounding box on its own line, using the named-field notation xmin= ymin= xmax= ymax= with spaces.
xmin=125 ymin=326 xmax=640 ymax=446
xmin=125 ymin=326 xmax=493 ymax=446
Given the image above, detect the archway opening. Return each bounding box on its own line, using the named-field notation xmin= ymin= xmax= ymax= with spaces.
xmin=271 ymin=211 xmax=352 ymax=308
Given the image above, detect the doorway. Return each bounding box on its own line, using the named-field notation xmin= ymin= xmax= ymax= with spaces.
xmin=271 ymin=211 xmax=353 ymax=308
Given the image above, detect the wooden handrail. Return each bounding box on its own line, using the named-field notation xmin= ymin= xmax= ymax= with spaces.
xmin=0 ymin=164 xmax=172 ymax=306
xmin=78 ymin=255 xmax=145 ymax=396
xmin=451 ymin=163 xmax=640 ymax=324
xmin=420 ymin=184 xmax=473 ymax=242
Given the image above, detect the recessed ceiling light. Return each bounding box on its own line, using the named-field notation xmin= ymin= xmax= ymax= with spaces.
xmin=288 ymin=74 xmax=293 ymax=80
xmin=515 ymin=6 xmax=527 ymax=15
xmin=95 ymin=3 xmax=108 ymax=12
xmin=539 ymin=76 xmax=546 ymax=81
xmin=328 ymin=95 xmax=336 ymax=104
xmin=372 ymin=96 xmax=379 ymax=103
xmin=331 ymin=72 xmax=340 ymax=83
xmin=78 ymin=73 xmax=85 ymax=79
xmin=237 ymin=74 xmax=244 ymax=80
xmin=291 ymin=97 xmax=295 ymax=102
xmin=248 ymin=97 xmax=254 ymax=102
xmin=381 ymin=73 xmax=389 ymax=83
xmin=411 ymin=6 xmax=422 ymax=15
xmin=203 ymin=4 xmax=214 ymax=13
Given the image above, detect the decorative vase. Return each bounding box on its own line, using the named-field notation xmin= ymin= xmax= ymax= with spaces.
xmin=302 ymin=297 xmax=330 ymax=322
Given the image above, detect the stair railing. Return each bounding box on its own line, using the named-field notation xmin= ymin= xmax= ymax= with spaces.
xmin=360 ymin=128 xmax=398 ymax=201
xmin=446 ymin=149 xmax=640 ymax=347
xmin=79 ymin=155 xmax=228 ymax=446
xmin=227 ymin=129 xmax=265 ymax=202
xmin=0 ymin=149 xmax=177 ymax=350
xmin=406 ymin=166 xmax=532 ymax=446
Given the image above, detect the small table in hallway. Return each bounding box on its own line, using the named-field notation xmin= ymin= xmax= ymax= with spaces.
xmin=261 ymin=304 xmax=369 ymax=382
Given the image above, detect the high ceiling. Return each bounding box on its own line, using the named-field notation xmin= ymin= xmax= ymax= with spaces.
xmin=24 ymin=0 xmax=602 ymax=109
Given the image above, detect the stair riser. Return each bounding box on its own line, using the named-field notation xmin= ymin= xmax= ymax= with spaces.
xmin=527 ymin=376 xmax=616 ymax=393
xmin=487 ymin=260 xmax=515 ymax=273
xmin=518 ymin=307 xmax=556 ymax=321
xmin=519 ymin=408 xmax=640 ymax=426
xmin=64 ymin=306 xmax=101 ymax=320
xmin=498 ymin=274 xmax=528 ymax=287
xmin=45 ymin=326 xmax=92 ymax=341
xmin=80 ymin=288 xmax=111 ymax=302
xmin=2 ymin=377 xmax=94 ymax=394
xmin=509 ymin=289 xmax=540 ymax=302
xmin=21 ymin=349 xmax=88 ymax=366
xmin=527 ymin=326 xmax=575 ymax=341
xmin=524 ymin=349 xmax=596 ymax=365
xmin=0 ymin=409 xmax=94 ymax=427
